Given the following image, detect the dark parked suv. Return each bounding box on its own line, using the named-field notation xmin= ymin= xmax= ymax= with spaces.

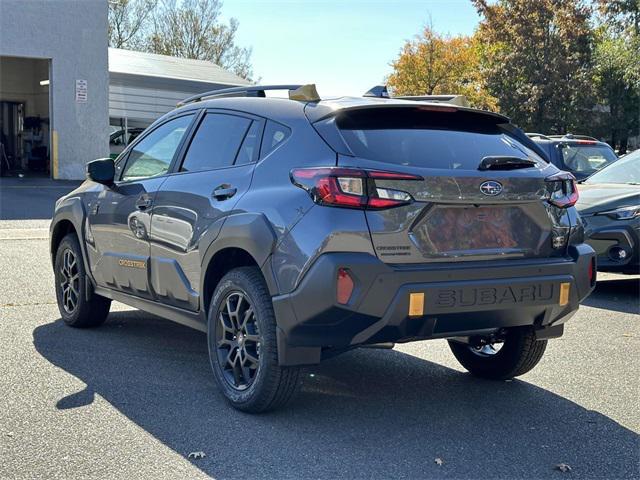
xmin=50 ymin=85 xmax=596 ymax=412
xmin=527 ymin=133 xmax=618 ymax=181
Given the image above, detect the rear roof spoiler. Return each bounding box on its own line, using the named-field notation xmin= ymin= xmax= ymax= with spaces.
xmin=363 ymin=85 xmax=391 ymax=98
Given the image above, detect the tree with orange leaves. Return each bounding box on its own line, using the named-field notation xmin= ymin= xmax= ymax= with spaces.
xmin=387 ymin=26 xmax=498 ymax=111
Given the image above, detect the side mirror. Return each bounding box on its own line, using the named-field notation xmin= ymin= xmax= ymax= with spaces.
xmin=86 ymin=158 xmax=115 ymax=186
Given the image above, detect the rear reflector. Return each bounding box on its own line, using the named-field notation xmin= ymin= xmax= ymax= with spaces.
xmin=408 ymin=292 xmax=424 ymax=317
xmin=559 ymin=282 xmax=571 ymax=306
xmin=337 ymin=268 xmax=355 ymax=305
xmin=588 ymin=258 xmax=596 ymax=286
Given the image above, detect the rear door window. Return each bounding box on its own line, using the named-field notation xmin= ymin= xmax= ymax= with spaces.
xmin=235 ymin=120 xmax=262 ymax=165
xmin=181 ymin=113 xmax=252 ymax=172
xmin=336 ymin=108 xmax=542 ymax=170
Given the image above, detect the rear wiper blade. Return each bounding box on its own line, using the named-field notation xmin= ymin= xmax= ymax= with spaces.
xmin=478 ymin=156 xmax=537 ymax=171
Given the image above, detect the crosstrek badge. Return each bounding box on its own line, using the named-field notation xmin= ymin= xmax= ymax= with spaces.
xmin=118 ymin=258 xmax=146 ymax=269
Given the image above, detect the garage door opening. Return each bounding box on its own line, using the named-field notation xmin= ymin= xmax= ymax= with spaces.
xmin=0 ymin=56 xmax=51 ymax=178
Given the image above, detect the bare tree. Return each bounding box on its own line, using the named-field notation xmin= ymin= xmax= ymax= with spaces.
xmin=108 ymin=0 xmax=156 ymax=49
xmin=147 ymin=0 xmax=253 ymax=80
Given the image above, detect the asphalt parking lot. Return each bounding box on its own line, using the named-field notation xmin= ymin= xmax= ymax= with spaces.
xmin=0 ymin=180 xmax=638 ymax=479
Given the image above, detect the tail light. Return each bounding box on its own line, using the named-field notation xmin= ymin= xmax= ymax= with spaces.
xmin=546 ymin=172 xmax=579 ymax=208
xmin=290 ymin=167 xmax=422 ymax=210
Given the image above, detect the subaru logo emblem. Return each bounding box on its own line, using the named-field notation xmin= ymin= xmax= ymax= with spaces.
xmin=480 ymin=180 xmax=503 ymax=196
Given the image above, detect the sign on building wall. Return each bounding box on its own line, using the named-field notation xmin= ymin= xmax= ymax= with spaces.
xmin=75 ymin=79 xmax=87 ymax=103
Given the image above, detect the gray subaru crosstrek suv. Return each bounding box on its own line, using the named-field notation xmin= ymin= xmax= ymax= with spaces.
xmin=50 ymin=85 xmax=596 ymax=412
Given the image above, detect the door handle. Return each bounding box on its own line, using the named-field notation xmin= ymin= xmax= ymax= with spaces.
xmin=136 ymin=196 xmax=152 ymax=210
xmin=212 ymin=186 xmax=237 ymax=200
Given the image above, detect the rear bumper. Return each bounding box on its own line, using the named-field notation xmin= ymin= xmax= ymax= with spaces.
xmin=272 ymin=244 xmax=596 ymax=366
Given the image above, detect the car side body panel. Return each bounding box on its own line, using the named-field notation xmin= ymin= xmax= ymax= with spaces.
xmin=199 ymin=212 xmax=280 ymax=294
xmin=150 ymin=163 xmax=256 ymax=311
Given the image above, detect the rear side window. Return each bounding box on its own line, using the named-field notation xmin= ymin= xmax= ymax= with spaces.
xmin=260 ymin=120 xmax=291 ymax=158
xmin=181 ymin=113 xmax=251 ymax=172
xmin=337 ymin=108 xmax=541 ymax=170
xmin=559 ymin=144 xmax=617 ymax=174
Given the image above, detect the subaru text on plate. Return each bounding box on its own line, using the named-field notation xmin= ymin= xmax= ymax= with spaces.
xmin=50 ymin=85 xmax=596 ymax=412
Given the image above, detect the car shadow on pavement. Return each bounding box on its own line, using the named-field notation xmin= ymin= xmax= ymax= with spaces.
xmin=583 ymin=278 xmax=640 ymax=314
xmin=33 ymin=312 xmax=638 ymax=479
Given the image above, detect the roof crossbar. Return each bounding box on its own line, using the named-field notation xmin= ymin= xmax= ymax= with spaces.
xmin=178 ymin=84 xmax=305 ymax=107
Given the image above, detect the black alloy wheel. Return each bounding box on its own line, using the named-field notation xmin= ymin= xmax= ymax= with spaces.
xmin=207 ymin=267 xmax=300 ymax=412
xmin=448 ymin=327 xmax=548 ymax=380
xmin=59 ymin=248 xmax=80 ymax=314
xmin=216 ymin=291 xmax=261 ymax=390
xmin=54 ymin=233 xmax=111 ymax=328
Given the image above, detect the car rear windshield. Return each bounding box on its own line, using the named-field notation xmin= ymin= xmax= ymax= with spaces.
xmin=336 ymin=108 xmax=542 ymax=170
xmin=559 ymin=143 xmax=617 ymax=174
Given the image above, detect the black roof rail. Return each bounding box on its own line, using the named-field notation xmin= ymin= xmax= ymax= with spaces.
xmin=526 ymin=132 xmax=552 ymax=140
xmin=177 ymin=84 xmax=306 ymax=107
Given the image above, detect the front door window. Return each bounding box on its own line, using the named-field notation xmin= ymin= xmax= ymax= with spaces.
xmin=121 ymin=115 xmax=193 ymax=182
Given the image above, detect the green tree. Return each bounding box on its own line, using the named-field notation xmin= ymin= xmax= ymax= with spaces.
xmin=108 ymin=0 xmax=157 ymax=49
xmin=596 ymin=0 xmax=639 ymax=34
xmin=387 ymin=26 xmax=498 ymax=110
xmin=592 ymin=1 xmax=640 ymax=152
xmin=108 ymin=0 xmax=254 ymax=81
xmin=147 ymin=0 xmax=253 ymax=80
xmin=472 ymin=0 xmax=595 ymax=133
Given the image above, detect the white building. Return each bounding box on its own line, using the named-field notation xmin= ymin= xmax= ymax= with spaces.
xmin=108 ymin=47 xmax=250 ymax=132
xmin=0 ymin=0 xmax=249 ymax=180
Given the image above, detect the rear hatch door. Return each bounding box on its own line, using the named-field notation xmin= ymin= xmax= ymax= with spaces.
xmin=332 ymin=105 xmax=568 ymax=263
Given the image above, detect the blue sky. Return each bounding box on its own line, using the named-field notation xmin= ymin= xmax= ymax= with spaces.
xmin=222 ymin=0 xmax=481 ymax=96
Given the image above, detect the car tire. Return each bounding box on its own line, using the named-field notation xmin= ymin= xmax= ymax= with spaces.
xmin=54 ymin=233 xmax=111 ymax=328
xmin=448 ymin=327 xmax=547 ymax=380
xmin=208 ymin=267 xmax=300 ymax=413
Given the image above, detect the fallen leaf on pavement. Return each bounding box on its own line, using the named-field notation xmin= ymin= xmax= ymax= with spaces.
xmin=188 ymin=451 xmax=206 ymax=460
xmin=622 ymin=333 xmax=633 ymax=337
xmin=555 ymin=463 xmax=572 ymax=472
xmin=434 ymin=458 xmax=444 ymax=466
xmin=6 ymin=432 xmax=14 ymax=438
